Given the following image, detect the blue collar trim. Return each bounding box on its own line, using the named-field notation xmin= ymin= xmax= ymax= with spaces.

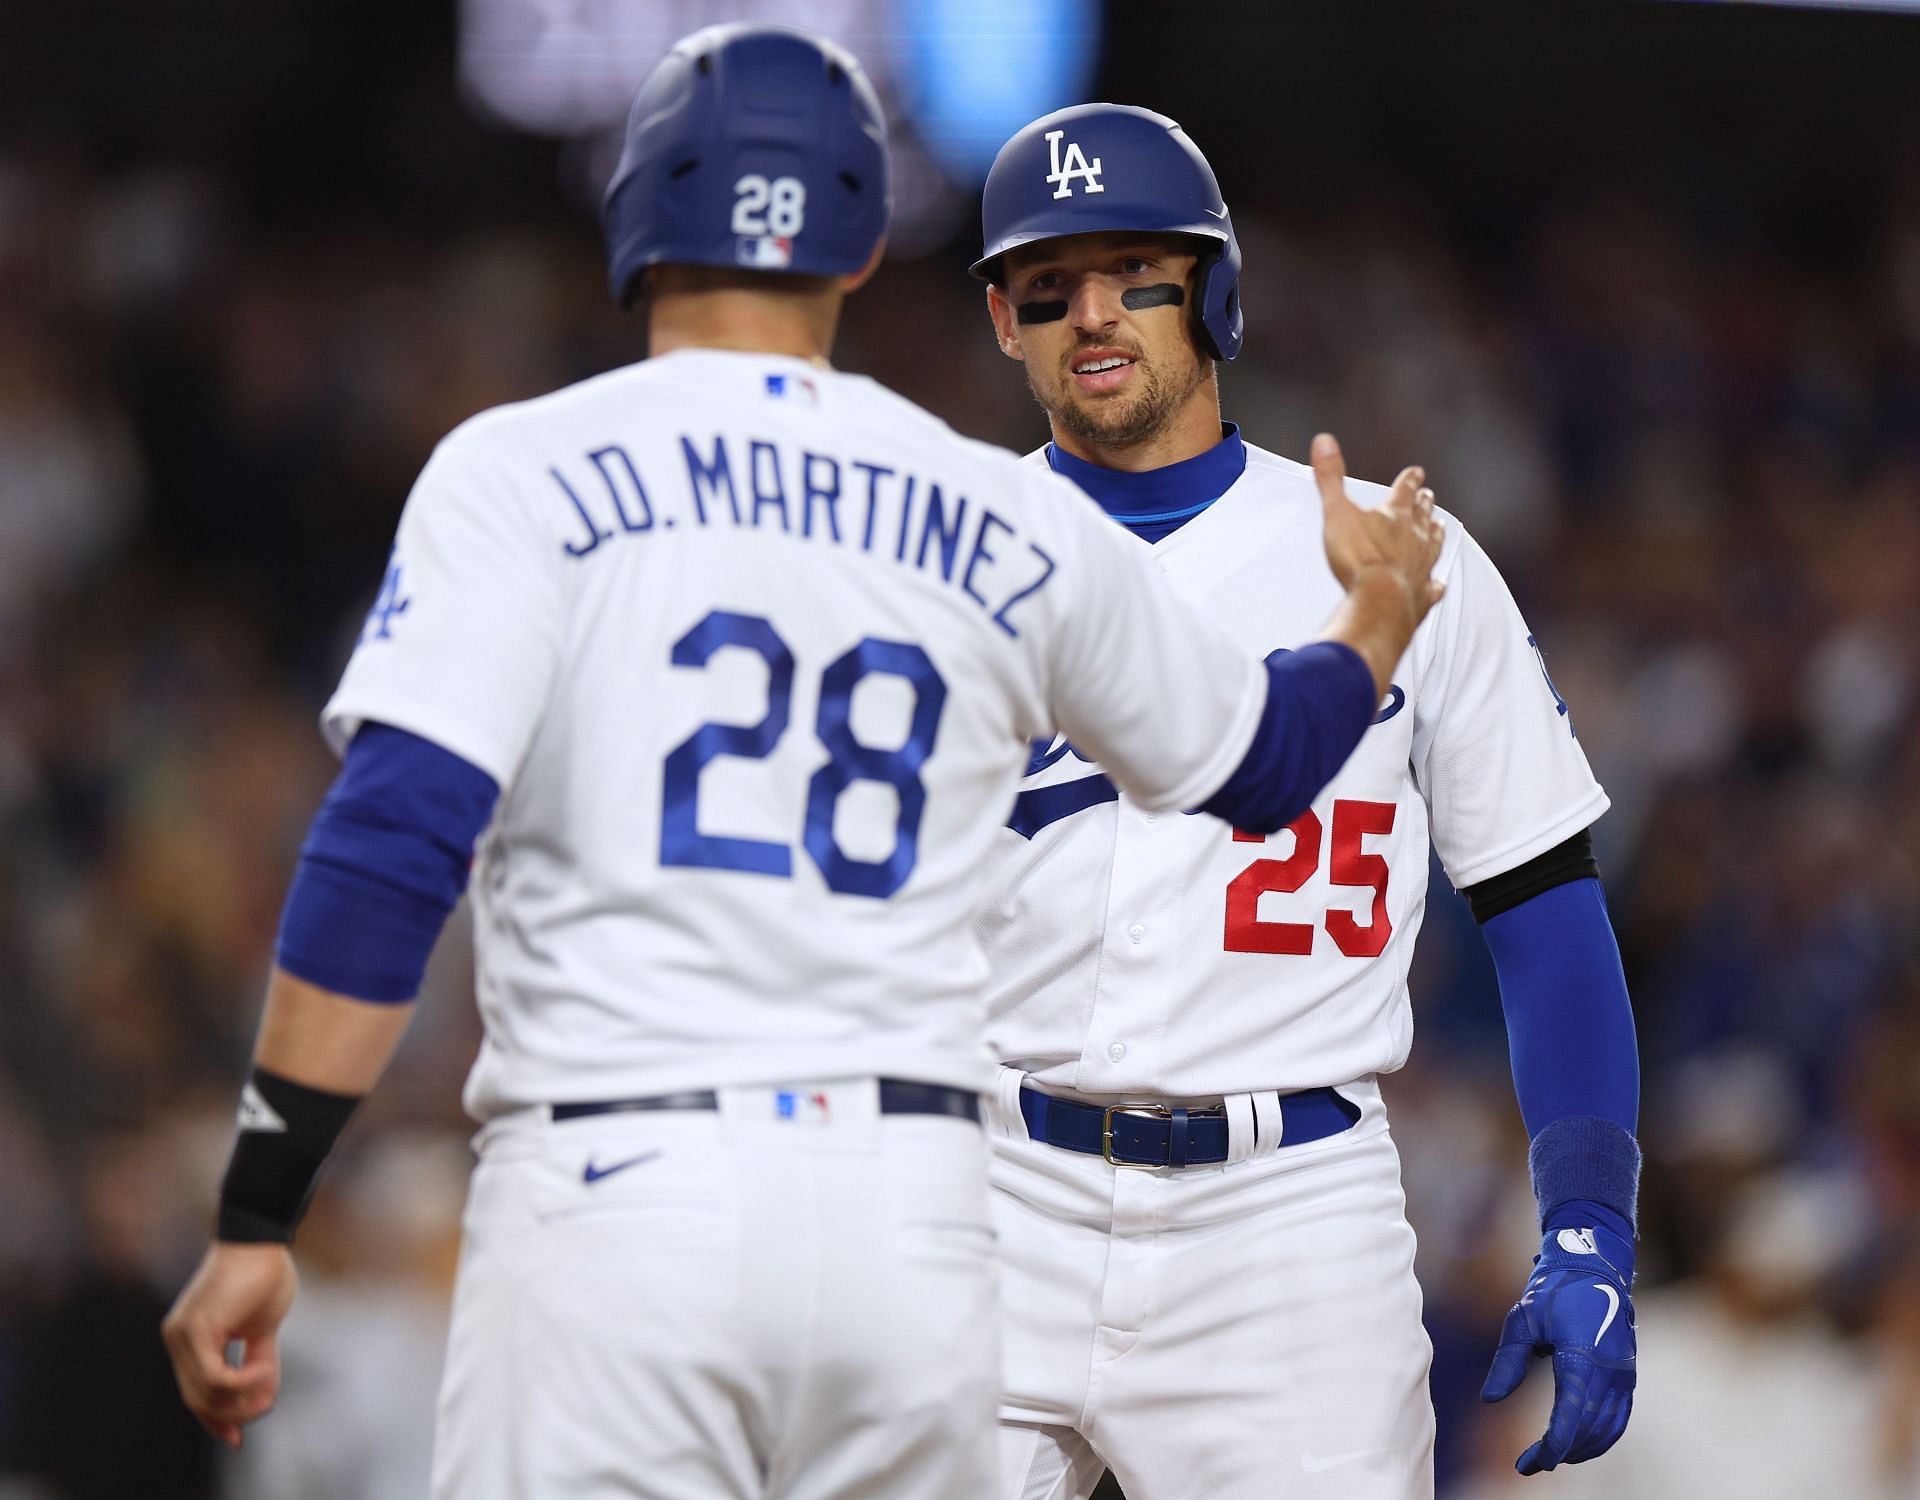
xmin=1045 ymin=424 xmax=1247 ymax=537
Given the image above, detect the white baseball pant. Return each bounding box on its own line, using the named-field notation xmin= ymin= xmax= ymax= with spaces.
xmin=430 ymin=1078 xmax=1000 ymax=1499
xmin=988 ymin=1076 xmax=1435 ymax=1500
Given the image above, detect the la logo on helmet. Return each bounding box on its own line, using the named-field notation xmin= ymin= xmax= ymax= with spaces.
xmin=1044 ymin=130 xmax=1105 ymax=199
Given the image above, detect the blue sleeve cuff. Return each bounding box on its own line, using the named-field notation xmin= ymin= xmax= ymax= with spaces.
xmin=1531 ymin=1118 xmax=1642 ymax=1239
xmin=275 ymin=723 xmax=500 ymax=1004
xmin=1197 ymin=642 xmax=1377 ymax=833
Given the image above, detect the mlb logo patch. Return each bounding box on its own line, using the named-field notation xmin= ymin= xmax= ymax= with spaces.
xmin=764 ymin=372 xmax=819 ymax=404
xmin=738 ymin=234 xmax=794 ymax=269
xmin=774 ymin=1090 xmax=831 ymax=1124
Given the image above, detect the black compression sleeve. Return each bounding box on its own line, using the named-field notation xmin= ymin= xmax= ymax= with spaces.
xmin=1462 ymin=827 xmax=1600 ymax=924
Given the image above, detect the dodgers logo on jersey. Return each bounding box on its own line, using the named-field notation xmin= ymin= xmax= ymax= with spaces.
xmin=360 ymin=550 xmax=411 ymax=643
xmin=1009 ymin=734 xmax=1114 ymax=839
xmin=1527 ymin=633 xmax=1575 ymax=737
xmin=1022 ymin=734 xmax=1086 ymax=777
xmin=1008 ymin=651 xmax=1410 ymax=840
xmin=1045 ymin=129 xmax=1105 ymax=199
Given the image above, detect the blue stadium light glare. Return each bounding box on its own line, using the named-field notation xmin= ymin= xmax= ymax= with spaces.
xmin=896 ymin=0 xmax=1103 ymax=184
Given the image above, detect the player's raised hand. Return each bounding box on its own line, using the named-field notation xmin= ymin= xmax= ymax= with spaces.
xmin=1310 ymin=432 xmax=1447 ymax=700
xmin=1481 ymin=1224 xmax=1638 ymax=1475
xmin=161 ymin=1241 xmax=298 ymax=1448
xmin=1313 ymin=432 xmax=1446 ymax=621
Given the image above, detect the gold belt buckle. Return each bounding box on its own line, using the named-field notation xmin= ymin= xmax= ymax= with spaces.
xmin=1102 ymin=1102 xmax=1173 ymax=1168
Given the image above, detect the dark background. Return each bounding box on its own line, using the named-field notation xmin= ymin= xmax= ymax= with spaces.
xmin=1 ymin=3 xmax=1916 ymax=1495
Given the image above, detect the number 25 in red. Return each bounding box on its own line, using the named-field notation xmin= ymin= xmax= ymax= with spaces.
xmin=1223 ymin=799 xmax=1395 ymax=957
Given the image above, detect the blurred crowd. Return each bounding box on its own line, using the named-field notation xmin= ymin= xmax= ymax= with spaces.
xmin=4 ymin=40 xmax=1920 ymax=1500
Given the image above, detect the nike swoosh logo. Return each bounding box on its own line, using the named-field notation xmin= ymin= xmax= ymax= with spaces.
xmin=1301 ymin=1448 xmax=1373 ymax=1474
xmin=1204 ymin=206 xmax=1228 ymax=219
xmin=1593 ymin=1282 xmax=1621 ymax=1343
xmin=582 ymin=1150 xmax=661 ymax=1184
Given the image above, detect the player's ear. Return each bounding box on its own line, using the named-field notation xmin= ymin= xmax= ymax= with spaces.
xmin=985 ymin=284 xmax=1024 ymax=363
xmin=841 ymin=237 xmax=887 ymax=294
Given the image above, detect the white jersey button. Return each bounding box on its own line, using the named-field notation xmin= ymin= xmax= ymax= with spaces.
xmin=1127 ymin=923 xmax=1146 ymax=944
xmin=1107 ymin=1042 xmax=1127 ymax=1062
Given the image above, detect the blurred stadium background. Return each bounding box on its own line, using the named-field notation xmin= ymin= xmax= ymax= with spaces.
xmin=2 ymin=1 xmax=1918 ymax=1495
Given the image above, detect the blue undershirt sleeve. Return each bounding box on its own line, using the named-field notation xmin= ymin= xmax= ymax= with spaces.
xmin=275 ymin=722 xmax=501 ymax=1003
xmin=1197 ymin=642 xmax=1378 ymax=833
xmin=1483 ymin=877 xmax=1642 ymax=1235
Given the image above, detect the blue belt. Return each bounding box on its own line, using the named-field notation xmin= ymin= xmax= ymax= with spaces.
xmin=1019 ymin=1084 xmax=1360 ymax=1169
xmin=554 ymin=1079 xmax=979 ymax=1123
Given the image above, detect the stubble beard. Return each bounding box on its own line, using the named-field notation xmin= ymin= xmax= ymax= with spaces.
xmin=1030 ymin=343 xmax=1211 ymax=453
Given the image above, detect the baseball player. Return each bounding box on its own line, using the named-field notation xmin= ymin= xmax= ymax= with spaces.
xmin=969 ymin=105 xmax=1642 ymax=1499
xmin=159 ymin=35 xmax=1449 ymax=1500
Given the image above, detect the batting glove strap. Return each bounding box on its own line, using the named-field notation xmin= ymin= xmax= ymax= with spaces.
xmin=1481 ymin=1225 xmax=1638 ymax=1476
xmin=1535 ymin=1221 xmax=1635 ymax=1286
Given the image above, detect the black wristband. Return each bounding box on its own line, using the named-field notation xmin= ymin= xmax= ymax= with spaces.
xmin=215 ymin=1067 xmax=362 ymax=1244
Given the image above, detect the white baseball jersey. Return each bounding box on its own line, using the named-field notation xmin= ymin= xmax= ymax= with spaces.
xmin=979 ymin=440 xmax=1608 ymax=1097
xmin=321 ymin=349 xmax=1272 ymax=1119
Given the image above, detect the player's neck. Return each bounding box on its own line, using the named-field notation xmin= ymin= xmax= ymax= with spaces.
xmin=647 ymin=286 xmax=841 ymax=365
xmin=1048 ymin=373 xmax=1224 ymax=473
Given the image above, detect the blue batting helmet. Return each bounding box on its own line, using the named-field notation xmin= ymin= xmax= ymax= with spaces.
xmin=603 ymin=24 xmax=891 ymax=307
xmin=970 ymin=104 xmax=1243 ymax=362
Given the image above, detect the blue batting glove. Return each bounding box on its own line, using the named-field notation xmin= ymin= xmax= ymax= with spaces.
xmin=1480 ymin=1223 xmax=1636 ymax=1475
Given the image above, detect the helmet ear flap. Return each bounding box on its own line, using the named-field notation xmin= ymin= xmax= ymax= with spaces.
xmin=1191 ymin=253 xmax=1222 ymax=362
xmin=1191 ymin=241 xmax=1243 ymax=363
